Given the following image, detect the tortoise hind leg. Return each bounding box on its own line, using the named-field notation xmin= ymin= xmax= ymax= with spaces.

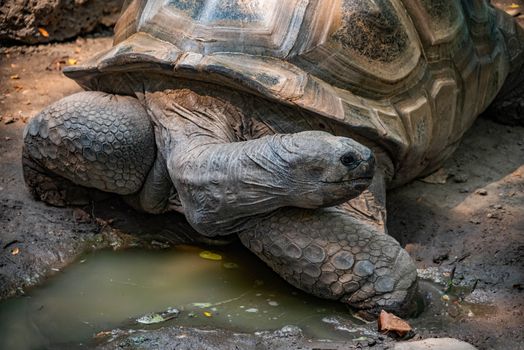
xmin=486 ymin=12 xmax=524 ymax=126
xmin=23 ymin=91 xmax=156 ymax=206
xmin=486 ymin=65 xmax=524 ymax=126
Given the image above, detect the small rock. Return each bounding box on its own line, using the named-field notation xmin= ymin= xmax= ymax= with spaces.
xmin=486 ymin=213 xmax=500 ymax=220
xmin=453 ymin=173 xmax=469 ymax=183
xmin=273 ymin=325 xmax=302 ymax=338
xmin=420 ymin=168 xmax=448 ymax=184
xmin=394 ymin=338 xmax=478 ymax=350
xmin=3 ymin=116 xmax=15 ymax=125
xmin=73 ymin=208 xmax=91 ymax=222
xmin=151 ymin=240 xmax=170 ymax=249
xmin=433 ymin=252 xmax=449 ymax=264
xmin=475 ymin=189 xmax=488 ymax=196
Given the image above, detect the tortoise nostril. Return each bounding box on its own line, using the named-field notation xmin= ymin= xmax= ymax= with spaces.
xmin=367 ymin=152 xmax=376 ymax=169
xmin=340 ymin=153 xmax=359 ymax=168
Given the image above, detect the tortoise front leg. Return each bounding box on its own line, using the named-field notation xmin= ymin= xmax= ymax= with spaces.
xmin=22 ymin=91 xmax=171 ymax=211
xmin=238 ymin=173 xmax=417 ymax=316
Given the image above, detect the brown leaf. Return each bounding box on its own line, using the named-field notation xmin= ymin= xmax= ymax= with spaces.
xmin=378 ymin=310 xmax=412 ymax=336
xmin=47 ymin=56 xmax=71 ymax=71
xmin=38 ymin=27 xmax=49 ymax=37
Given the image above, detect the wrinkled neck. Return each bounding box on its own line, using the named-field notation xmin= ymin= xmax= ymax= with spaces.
xmin=143 ymin=88 xmax=301 ymax=235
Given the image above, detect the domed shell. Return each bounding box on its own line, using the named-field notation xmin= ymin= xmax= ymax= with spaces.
xmin=65 ymin=0 xmax=513 ymax=184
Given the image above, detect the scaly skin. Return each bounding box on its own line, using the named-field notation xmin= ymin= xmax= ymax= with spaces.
xmin=23 ymin=92 xmax=155 ymax=197
xmin=22 ymin=87 xmax=419 ymax=315
xmin=238 ymin=205 xmax=417 ymax=315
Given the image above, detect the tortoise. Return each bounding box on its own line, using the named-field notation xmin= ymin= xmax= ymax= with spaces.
xmin=22 ymin=0 xmax=524 ymax=316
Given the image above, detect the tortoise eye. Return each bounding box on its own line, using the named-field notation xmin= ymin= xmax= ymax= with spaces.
xmin=340 ymin=153 xmax=359 ymax=168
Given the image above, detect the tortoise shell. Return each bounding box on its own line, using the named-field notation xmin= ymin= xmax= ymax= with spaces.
xmin=64 ymin=0 xmax=521 ymax=185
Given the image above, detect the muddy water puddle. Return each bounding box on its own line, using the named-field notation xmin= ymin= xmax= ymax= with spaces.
xmin=0 ymin=245 xmax=369 ymax=349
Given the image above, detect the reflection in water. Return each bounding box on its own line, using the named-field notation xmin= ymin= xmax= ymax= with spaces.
xmin=0 ymin=245 xmax=365 ymax=349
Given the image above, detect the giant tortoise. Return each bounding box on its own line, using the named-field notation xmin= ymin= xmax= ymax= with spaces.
xmin=22 ymin=0 xmax=524 ymax=316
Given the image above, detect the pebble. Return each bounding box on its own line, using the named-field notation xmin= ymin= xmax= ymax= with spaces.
xmin=245 ymin=308 xmax=258 ymax=313
xmin=453 ymin=173 xmax=469 ymax=183
xmin=394 ymin=338 xmax=477 ymax=350
xmin=475 ymin=189 xmax=488 ymax=196
xmin=3 ymin=116 xmax=15 ymax=124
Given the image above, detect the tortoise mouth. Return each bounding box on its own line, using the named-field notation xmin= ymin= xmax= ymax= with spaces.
xmin=323 ymin=176 xmax=373 ymax=184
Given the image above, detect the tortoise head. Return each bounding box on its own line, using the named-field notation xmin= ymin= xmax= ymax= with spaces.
xmin=270 ymin=131 xmax=376 ymax=208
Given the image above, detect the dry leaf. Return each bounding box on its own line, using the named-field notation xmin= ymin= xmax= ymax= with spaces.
xmin=10 ymin=74 xmax=20 ymax=80
xmin=509 ymin=3 xmax=520 ymax=9
xmin=203 ymin=311 xmax=212 ymax=317
xmin=67 ymin=58 xmax=77 ymax=65
xmin=377 ymin=310 xmax=412 ymax=336
xmin=94 ymin=331 xmax=112 ymax=339
xmin=199 ymin=250 xmax=222 ymax=261
xmin=38 ymin=27 xmax=49 ymax=37
xmin=11 ymin=247 xmax=20 ymax=255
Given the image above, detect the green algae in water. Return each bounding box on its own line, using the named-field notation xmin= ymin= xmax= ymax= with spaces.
xmin=0 ymin=245 xmax=366 ymax=349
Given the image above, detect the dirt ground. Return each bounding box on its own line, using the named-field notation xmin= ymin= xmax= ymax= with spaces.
xmin=0 ymin=4 xmax=523 ymax=349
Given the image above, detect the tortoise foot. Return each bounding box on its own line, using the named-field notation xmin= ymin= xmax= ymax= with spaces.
xmin=238 ymin=206 xmax=418 ymax=316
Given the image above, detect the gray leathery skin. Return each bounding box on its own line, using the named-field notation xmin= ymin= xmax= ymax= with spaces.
xmin=23 ymin=91 xmax=155 ymax=195
xmin=145 ymin=89 xmax=375 ymax=236
xmin=238 ymin=205 xmax=417 ymax=314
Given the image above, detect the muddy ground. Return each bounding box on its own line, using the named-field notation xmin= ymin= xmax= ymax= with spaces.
xmin=1 ymin=5 xmax=523 ymax=349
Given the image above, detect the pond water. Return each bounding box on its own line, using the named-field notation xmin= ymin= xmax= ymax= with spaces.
xmin=0 ymin=244 xmax=369 ymax=349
